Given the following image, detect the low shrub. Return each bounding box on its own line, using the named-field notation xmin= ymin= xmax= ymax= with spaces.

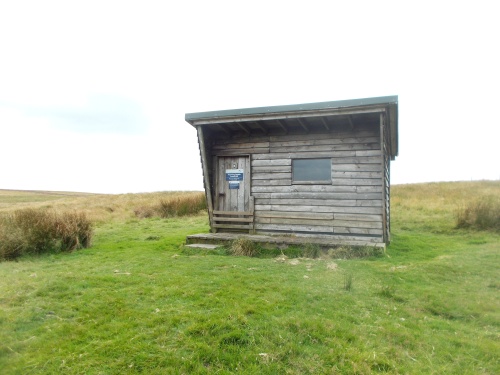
xmin=455 ymin=196 xmax=500 ymax=231
xmin=0 ymin=208 xmax=93 ymax=261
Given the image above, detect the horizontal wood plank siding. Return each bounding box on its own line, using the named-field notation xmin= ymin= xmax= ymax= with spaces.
xmin=253 ymin=192 xmax=382 ymax=200
xmin=253 ymin=154 xmax=381 ymax=162
xmin=253 ymin=172 xmax=291 ymax=180
xmin=268 ymin=130 xmax=378 ymax=142
xmin=215 ymin=148 xmax=270 ymax=155
xmin=252 ymin=166 xmax=291 ymax=173
xmin=333 ymin=164 xmax=382 ymax=171
xmin=252 ymin=179 xmax=292 ymax=186
xmin=252 ymin=159 xmax=291 ymax=167
xmin=213 ymin=141 xmax=270 ymax=150
xmin=254 ymin=223 xmax=334 ymax=233
xmin=210 ymin=127 xmax=384 ymax=241
xmin=255 ymin=205 xmax=383 ymax=215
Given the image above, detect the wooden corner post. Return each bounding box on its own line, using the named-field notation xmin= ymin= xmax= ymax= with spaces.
xmin=380 ymin=113 xmax=388 ymax=244
xmin=196 ymin=126 xmax=214 ymax=232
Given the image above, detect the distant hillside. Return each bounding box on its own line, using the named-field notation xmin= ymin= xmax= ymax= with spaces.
xmin=0 ymin=189 xmax=205 ymax=222
xmin=1 ymin=181 xmax=498 ymax=229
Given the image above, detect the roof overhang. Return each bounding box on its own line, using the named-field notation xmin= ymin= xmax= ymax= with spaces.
xmin=186 ymin=95 xmax=398 ymax=159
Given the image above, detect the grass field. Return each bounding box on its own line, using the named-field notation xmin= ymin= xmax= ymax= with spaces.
xmin=0 ymin=190 xmax=205 ymax=222
xmin=0 ymin=182 xmax=499 ymax=374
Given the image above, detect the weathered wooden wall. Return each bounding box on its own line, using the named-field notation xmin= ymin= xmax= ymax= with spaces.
xmin=208 ymin=123 xmax=386 ymax=244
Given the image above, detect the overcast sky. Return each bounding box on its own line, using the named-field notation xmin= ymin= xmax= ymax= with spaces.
xmin=1 ymin=0 xmax=498 ymax=194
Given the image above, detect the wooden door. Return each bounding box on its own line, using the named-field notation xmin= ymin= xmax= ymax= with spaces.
xmin=216 ymin=156 xmax=250 ymax=212
xmin=213 ymin=155 xmax=253 ymax=233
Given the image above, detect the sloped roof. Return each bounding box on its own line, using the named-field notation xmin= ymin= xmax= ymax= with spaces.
xmin=186 ymin=95 xmax=398 ymax=158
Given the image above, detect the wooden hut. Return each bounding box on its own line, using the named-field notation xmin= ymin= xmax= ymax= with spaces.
xmin=185 ymin=96 xmax=398 ymax=248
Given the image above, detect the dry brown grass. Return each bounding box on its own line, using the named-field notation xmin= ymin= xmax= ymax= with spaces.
xmin=392 ymin=180 xmax=500 ymax=212
xmin=138 ymin=194 xmax=207 ymax=218
xmin=0 ymin=189 xmax=206 ymax=260
xmin=0 ymin=190 xmax=206 ymax=223
xmin=455 ymin=196 xmax=500 ymax=230
xmin=391 ymin=180 xmax=500 ymax=232
xmin=230 ymin=237 xmax=259 ymax=257
xmin=0 ymin=208 xmax=93 ymax=260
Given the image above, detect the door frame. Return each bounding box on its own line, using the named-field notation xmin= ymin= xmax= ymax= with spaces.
xmin=214 ymin=154 xmax=251 ymax=213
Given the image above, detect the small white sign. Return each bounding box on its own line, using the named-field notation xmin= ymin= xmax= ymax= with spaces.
xmin=226 ymin=169 xmax=244 ymax=181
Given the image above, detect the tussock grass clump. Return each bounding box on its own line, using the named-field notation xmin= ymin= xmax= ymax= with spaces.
xmin=303 ymin=243 xmax=321 ymax=258
xmin=133 ymin=206 xmax=156 ymax=219
xmin=134 ymin=193 xmax=207 ymax=219
xmin=156 ymin=194 xmax=207 ymax=218
xmin=230 ymin=237 xmax=259 ymax=257
xmin=455 ymin=196 xmax=500 ymax=231
xmin=0 ymin=208 xmax=93 ymax=261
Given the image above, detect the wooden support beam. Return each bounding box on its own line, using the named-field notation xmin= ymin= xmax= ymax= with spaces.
xmin=237 ymin=123 xmax=251 ymax=135
xmin=297 ymin=118 xmax=309 ymax=133
xmin=380 ymin=113 xmax=387 ymax=244
xmin=196 ymin=126 xmax=214 ymax=230
xmin=320 ymin=117 xmax=330 ymax=130
xmin=254 ymin=121 xmax=268 ymax=135
xmin=348 ymin=115 xmax=355 ymax=130
xmin=276 ymin=119 xmax=288 ymax=134
xmin=217 ymin=123 xmax=231 ymax=135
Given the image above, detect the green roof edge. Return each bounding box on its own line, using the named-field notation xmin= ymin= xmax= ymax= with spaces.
xmin=185 ymin=95 xmax=398 ymax=123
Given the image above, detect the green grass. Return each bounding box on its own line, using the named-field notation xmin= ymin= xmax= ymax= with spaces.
xmin=0 ymin=182 xmax=499 ymax=374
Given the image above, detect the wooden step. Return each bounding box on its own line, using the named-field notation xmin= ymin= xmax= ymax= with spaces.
xmin=184 ymin=243 xmax=222 ymax=250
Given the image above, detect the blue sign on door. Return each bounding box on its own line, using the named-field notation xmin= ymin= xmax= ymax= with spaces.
xmin=226 ymin=169 xmax=244 ymax=181
xmin=228 ymin=181 xmax=240 ymax=189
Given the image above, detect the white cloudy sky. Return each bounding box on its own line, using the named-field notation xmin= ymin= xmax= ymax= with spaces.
xmin=0 ymin=0 xmax=498 ymax=194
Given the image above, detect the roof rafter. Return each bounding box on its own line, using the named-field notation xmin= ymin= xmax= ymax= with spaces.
xmin=276 ymin=119 xmax=288 ymax=134
xmin=348 ymin=115 xmax=355 ymax=130
xmin=320 ymin=117 xmax=330 ymax=130
xmin=297 ymin=118 xmax=309 ymax=133
xmin=237 ymin=123 xmax=251 ymax=135
xmin=218 ymin=124 xmax=231 ymax=135
xmin=253 ymin=121 xmax=268 ymax=135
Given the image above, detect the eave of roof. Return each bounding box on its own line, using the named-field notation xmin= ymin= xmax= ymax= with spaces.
xmin=185 ymin=95 xmax=398 ymax=124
